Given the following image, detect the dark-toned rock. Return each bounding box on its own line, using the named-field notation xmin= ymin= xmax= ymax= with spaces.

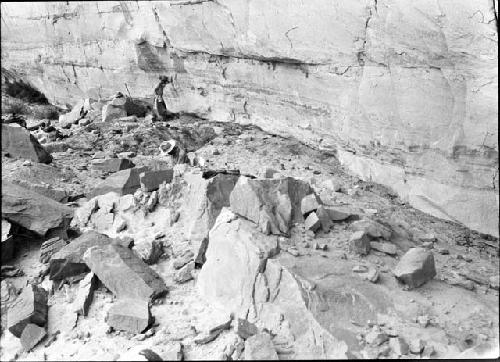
xmin=229 ymin=177 xmax=314 ymax=235
xmin=90 ymin=166 xmax=148 ymax=198
xmin=83 ymin=243 xmax=167 ymax=302
xmin=40 ymin=237 xmax=67 ymax=263
xmin=194 ymin=329 xmax=223 ymax=345
xmin=2 ymin=180 xmax=73 ymax=237
xmin=7 ymin=284 xmax=48 ymax=338
xmin=92 ymin=158 xmax=135 ymax=173
xmin=72 ymin=272 xmax=97 ymax=316
xmin=20 ymin=323 xmax=46 ymax=351
xmin=106 ymin=298 xmax=152 ymax=333
xmin=1 ymin=219 xmax=14 ymax=263
xmin=1 ymin=123 xmax=52 ymax=163
xmin=244 ymin=333 xmax=279 ymax=360
xmin=140 ymin=169 xmax=174 ymax=192
xmin=393 ymin=248 xmax=436 ymax=289
xmin=349 ymin=231 xmax=371 ymax=255
xmin=236 ymin=318 xmax=258 ymax=339
xmin=50 ymin=231 xmax=112 ymax=280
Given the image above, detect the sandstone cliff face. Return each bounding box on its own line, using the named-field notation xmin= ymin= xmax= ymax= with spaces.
xmin=1 ymin=1 xmax=498 ymax=235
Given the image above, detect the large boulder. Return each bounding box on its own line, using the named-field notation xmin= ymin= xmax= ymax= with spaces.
xmin=7 ymin=285 xmax=48 ymax=338
xmin=183 ymin=171 xmax=240 ymax=264
xmin=2 ymin=123 xmax=52 ymax=163
xmin=197 ymin=208 xmax=279 ymax=318
xmin=229 ymin=177 xmax=314 ymax=235
xmin=393 ymin=248 xmax=436 ymax=289
xmin=90 ymin=166 xmax=148 ymax=198
xmin=83 ymin=243 xmax=167 ymax=302
xmin=58 ymin=100 xmax=85 ymax=128
xmin=1 ymin=180 xmax=73 ymax=237
xmin=49 ymin=231 xmax=113 ymax=280
xmin=102 ymin=94 xmax=127 ymax=122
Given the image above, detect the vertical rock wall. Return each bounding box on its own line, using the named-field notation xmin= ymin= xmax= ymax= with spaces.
xmin=1 ymin=0 xmax=498 ymax=235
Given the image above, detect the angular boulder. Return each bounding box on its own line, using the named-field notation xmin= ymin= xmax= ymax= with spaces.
xmin=370 ymin=241 xmax=397 ymax=256
xmin=106 ymin=298 xmax=152 ymax=333
xmin=301 ymin=194 xmax=321 ymax=216
xmin=91 ymin=158 xmax=135 ymax=173
xmin=2 ymin=180 xmax=73 ymax=237
xmin=20 ymin=323 xmax=46 ymax=351
xmin=102 ymin=97 xmax=127 ymax=122
xmin=39 ymin=237 xmax=67 ymax=263
xmin=90 ymin=166 xmax=148 ymax=198
xmin=349 ymin=231 xmax=371 ymax=255
xmin=50 ymin=231 xmax=112 ymax=280
xmin=351 ymin=219 xmax=392 ymax=240
xmin=393 ymin=248 xmax=436 ymax=289
xmin=304 ymin=212 xmax=321 ymax=232
xmin=7 ymin=284 xmax=48 ymax=338
xmin=197 ymin=208 xmax=279 ymax=317
xmin=72 ymin=272 xmax=97 ymax=316
xmin=83 ymin=243 xmax=167 ymax=301
xmin=139 ymin=169 xmax=174 ymax=192
xmin=1 ymin=123 xmax=52 ymax=163
xmin=229 ymin=176 xmax=314 ymax=236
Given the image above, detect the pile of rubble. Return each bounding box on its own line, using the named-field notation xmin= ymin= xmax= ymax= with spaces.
xmin=1 ymin=94 xmax=498 ymax=360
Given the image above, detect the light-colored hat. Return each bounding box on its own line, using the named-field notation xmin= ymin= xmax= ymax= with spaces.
xmin=159 ymin=140 xmax=177 ymax=155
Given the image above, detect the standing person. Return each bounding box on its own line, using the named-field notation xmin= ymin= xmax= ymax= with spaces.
xmin=153 ymin=75 xmax=172 ymax=121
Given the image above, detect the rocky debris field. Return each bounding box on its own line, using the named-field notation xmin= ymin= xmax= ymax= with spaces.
xmin=1 ymin=94 xmax=499 ymax=361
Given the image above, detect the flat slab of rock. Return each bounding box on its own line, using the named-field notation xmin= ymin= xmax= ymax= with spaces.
xmin=370 ymin=241 xmax=397 ymax=256
xmin=2 ymin=123 xmax=52 ymax=163
xmin=20 ymin=323 xmax=46 ymax=352
xmin=91 ymin=158 xmax=135 ymax=173
xmin=2 ymin=180 xmax=73 ymax=237
xmin=174 ymin=261 xmax=194 ymax=284
xmin=244 ymin=333 xmax=279 ymax=360
xmin=140 ymin=169 xmax=174 ymax=192
xmin=90 ymin=166 xmax=148 ymax=198
xmin=83 ymin=243 xmax=167 ymax=302
xmin=50 ymin=231 xmax=112 ymax=280
xmin=107 ymin=298 xmax=151 ymax=333
xmin=393 ymin=248 xmax=436 ymax=289
xmin=7 ymin=285 xmax=48 ymax=338
xmin=72 ymin=272 xmax=97 ymax=316
xmin=230 ymin=176 xmax=314 ymax=235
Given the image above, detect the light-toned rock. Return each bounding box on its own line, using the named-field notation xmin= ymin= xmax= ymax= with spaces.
xmin=244 ymin=333 xmax=279 ymax=360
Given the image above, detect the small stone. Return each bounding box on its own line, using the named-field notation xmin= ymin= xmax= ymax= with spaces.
xmin=314 ymin=242 xmax=328 ymax=251
xmin=417 ymin=315 xmax=429 ymax=328
xmin=389 ymin=337 xmax=409 ymax=356
xmin=174 ymin=261 xmax=194 ymax=284
xmin=352 ymin=265 xmax=368 ymax=273
xmin=349 ymin=231 xmax=371 ymax=255
xmin=437 ymin=247 xmax=449 ymax=255
xmin=173 ymin=251 xmax=194 ymax=270
xmin=287 ymin=248 xmax=300 ymax=257
xmin=370 ymin=241 xmax=397 ymax=256
xmin=364 ymin=268 xmax=380 ymax=283
xmin=20 ymin=323 xmax=46 ymax=352
xmin=409 ymin=338 xmax=425 ymax=354
xmin=315 ymin=206 xmax=333 ymax=231
xmin=365 ymin=331 xmax=389 ymax=346
xmin=106 ymin=298 xmax=152 ymax=333
xmin=489 ymin=275 xmax=499 ymax=290
xmin=194 ymin=329 xmax=223 ymax=345
xmin=415 ymin=233 xmax=437 ymax=243
xmin=304 ymin=212 xmax=321 ymax=232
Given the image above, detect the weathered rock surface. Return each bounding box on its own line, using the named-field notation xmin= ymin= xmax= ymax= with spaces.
xmin=393 ymin=248 xmax=436 ymax=289
xmin=1 ymin=180 xmax=73 ymax=237
xmin=370 ymin=241 xmax=397 ymax=256
xmin=244 ymin=333 xmax=279 ymax=360
xmin=106 ymin=298 xmax=152 ymax=333
xmin=139 ymin=169 xmax=174 ymax=192
xmin=72 ymin=272 xmax=97 ymax=316
xmin=1 ymin=0 xmax=496 ymax=235
xmin=90 ymin=166 xmax=148 ymax=198
xmin=20 ymin=323 xmax=46 ymax=352
xmin=7 ymin=284 xmax=48 ymax=338
xmin=40 ymin=237 xmax=67 ymax=263
xmin=349 ymin=231 xmax=371 ymax=255
xmin=1 ymin=124 xmax=52 ymax=163
xmin=83 ymin=243 xmax=167 ymax=301
xmin=174 ymin=261 xmax=194 ymax=284
xmin=229 ymin=177 xmax=314 ymax=235
xmin=50 ymin=231 xmax=112 ymax=280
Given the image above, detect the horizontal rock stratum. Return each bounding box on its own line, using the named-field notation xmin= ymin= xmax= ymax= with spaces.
xmin=1 ymin=0 xmax=497 ymax=235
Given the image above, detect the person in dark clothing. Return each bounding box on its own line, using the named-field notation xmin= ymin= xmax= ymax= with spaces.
xmin=153 ymin=75 xmax=173 ymax=121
